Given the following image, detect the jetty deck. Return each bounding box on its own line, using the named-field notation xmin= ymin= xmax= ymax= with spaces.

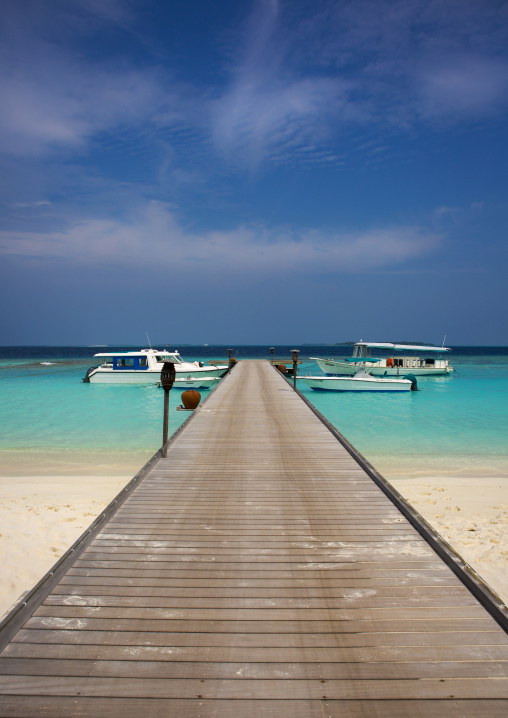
xmin=0 ymin=360 xmax=508 ymax=716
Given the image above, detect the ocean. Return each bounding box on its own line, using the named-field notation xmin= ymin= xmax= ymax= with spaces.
xmin=1 ymin=345 xmax=507 ymax=480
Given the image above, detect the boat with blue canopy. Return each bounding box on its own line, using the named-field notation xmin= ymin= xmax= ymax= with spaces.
xmin=83 ymin=349 xmax=228 ymax=385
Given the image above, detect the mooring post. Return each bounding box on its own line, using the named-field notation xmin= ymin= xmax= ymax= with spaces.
xmin=270 ymin=347 xmax=274 ymax=364
xmin=291 ymin=349 xmax=299 ymax=389
xmin=161 ymin=362 xmax=176 ymax=458
xmin=228 ymin=348 xmax=232 ymax=372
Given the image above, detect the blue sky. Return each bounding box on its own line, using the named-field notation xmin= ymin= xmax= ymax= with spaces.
xmin=1 ymin=0 xmax=507 ymax=345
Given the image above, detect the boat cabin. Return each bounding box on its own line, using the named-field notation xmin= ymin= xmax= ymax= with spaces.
xmin=93 ymin=349 xmax=178 ymax=371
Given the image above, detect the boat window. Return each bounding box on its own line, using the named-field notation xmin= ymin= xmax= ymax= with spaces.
xmin=139 ymin=357 xmax=147 ymax=367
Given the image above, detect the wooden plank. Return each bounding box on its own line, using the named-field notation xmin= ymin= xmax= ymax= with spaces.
xmin=24 ymin=616 xmax=500 ymax=633
xmin=49 ymin=584 xmax=470 ymax=598
xmin=2 ymin=657 xmax=508 ymax=680
xmin=1 ymin=675 xmax=508 ymax=699
xmin=13 ymin=628 xmax=508 ymax=648
xmin=6 ymin=641 xmax=508 ymax=663
xmin=1 ymin=697 xmax=507 ymax=718
xmin=0 ymin=698 xmax=507 ymax=718
xmin=40 ymin=595 xmax=483 ymax=610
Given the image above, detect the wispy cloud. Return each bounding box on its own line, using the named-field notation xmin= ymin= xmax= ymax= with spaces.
xmin=417 ymin=55 xmax=508 ymax=120
xmin=0 ymin=0 xmax=165 ymax=156
xmin=0 ymin=201 xmax=442 ymax=277
xmin=210 ymin=0 xmax=508 ymax=164
xmin=11 ymin=201 xmax=51 ymax=208
xmin=210 ymin=0 xmax=353 ymax=166
xmin=2 ymin=0 xmax=508 ymax=169
xmin=0 ymin=57 xmax=164 ymax=156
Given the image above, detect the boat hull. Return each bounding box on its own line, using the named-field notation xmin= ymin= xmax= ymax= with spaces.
xmin=313 ymin=358 xmax=453 ymax=377
xmin=300 ymin=376 xmax=412 ymax=392
xmin=87 ymin=370 xmax=221 ymax=387
xmin=172 ymin=377 xmax=219 ymax=390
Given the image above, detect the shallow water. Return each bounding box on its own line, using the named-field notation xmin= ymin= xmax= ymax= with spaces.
xmin=0 ymin=345 xmax=507 ymax=479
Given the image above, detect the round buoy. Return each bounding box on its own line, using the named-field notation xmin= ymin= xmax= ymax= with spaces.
xmin=230 ymin=357 xmax=237 ymax=364
xmin=277 ymin=364 xmax=287 ymax=373
xmin=181 ymin=389 xmax=201 ymax=410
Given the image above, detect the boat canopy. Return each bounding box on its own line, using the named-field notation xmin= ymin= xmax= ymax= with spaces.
xmin=355 ymin=342 xmax=451 ymax=352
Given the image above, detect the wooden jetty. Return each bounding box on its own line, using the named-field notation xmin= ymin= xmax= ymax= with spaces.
xmin=0 ymin=359 xmax=508 ymax=716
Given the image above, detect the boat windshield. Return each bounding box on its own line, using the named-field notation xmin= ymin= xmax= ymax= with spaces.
xmin=156 ymin=352 xmax=183 ymax=363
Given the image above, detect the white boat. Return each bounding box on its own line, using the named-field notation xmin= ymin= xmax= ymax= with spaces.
xmin=300 ymin=369 xmax=415 ymax=392
xmin=83 ymin=349 xmax=228 ymax=384
xmin=311 ymin=341 xmax=453 ymax=377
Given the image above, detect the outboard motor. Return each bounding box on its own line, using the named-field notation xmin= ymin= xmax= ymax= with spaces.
xmin=404 ymin=373 xmax=418 ymax=391
xmin=82 ymin=365 xmax=98 ymax=383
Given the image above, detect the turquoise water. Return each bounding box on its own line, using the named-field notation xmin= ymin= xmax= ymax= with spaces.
xmin=0 ymin=356 xmax=193 ymax=474
xmin=0 ymin=346 xmax=507 ymax=478
xmin=298 ymin=357 xmax=508 ymax=477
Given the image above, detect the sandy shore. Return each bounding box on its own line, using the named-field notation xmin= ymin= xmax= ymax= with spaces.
xmin=0 ymin=475 xmax=130 ymax=619
xmin=0 ymin=472 xmax=507 ymax=621
xmin=390 ymin=475 xmax=508 ymax=605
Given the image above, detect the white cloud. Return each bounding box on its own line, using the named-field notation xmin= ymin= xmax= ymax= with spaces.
xmin=0 ymin=201 xmax=442 ymax=276
xmin=417 ymin=56 xmax=508 ymax=120
xmin=0 ymin=58 xmax=164 ymax=156
xmin=12 ymin=201 xmax=51 ymax=208
xmin=0 ymin=0 xmax=167 ymax=156
xmin=211 ymin=77 xmax=348 ymax=166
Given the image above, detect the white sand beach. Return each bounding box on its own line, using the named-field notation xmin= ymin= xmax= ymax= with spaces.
xmin=0 ymin=471 xmax=507 ymax=620
xmin=0 ymin=475 xmax=131 ymax=619
xmin=390 ymin=475 xmax=508 ymax=605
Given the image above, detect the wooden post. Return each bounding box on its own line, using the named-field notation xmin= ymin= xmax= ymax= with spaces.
xmin=160 ymin=362 xmax=176 ymax=458
xmin=162 ymin=389 xmax=170 ymax=456
xmin=270 ymin=347 xmax=274 ymax=364
xmin=291 ymin=349 xmax=299 ymax=389
xmin=228 ymin=348 xmax=232 ymax=372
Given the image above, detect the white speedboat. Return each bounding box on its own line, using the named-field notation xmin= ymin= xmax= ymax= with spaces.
xmin=83 ymin=349 xmax=228 ymax=384
xmin=311 ymin=341 xmax=453 ymax=377
xmin=300 ymin=369 xmax=415 ymax=392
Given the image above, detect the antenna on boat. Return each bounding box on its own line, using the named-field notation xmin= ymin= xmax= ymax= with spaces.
xmin=442 ymin=334 xmax=446 ymax=347
xmin=146 ymin=332 xmax=152 ymax=350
